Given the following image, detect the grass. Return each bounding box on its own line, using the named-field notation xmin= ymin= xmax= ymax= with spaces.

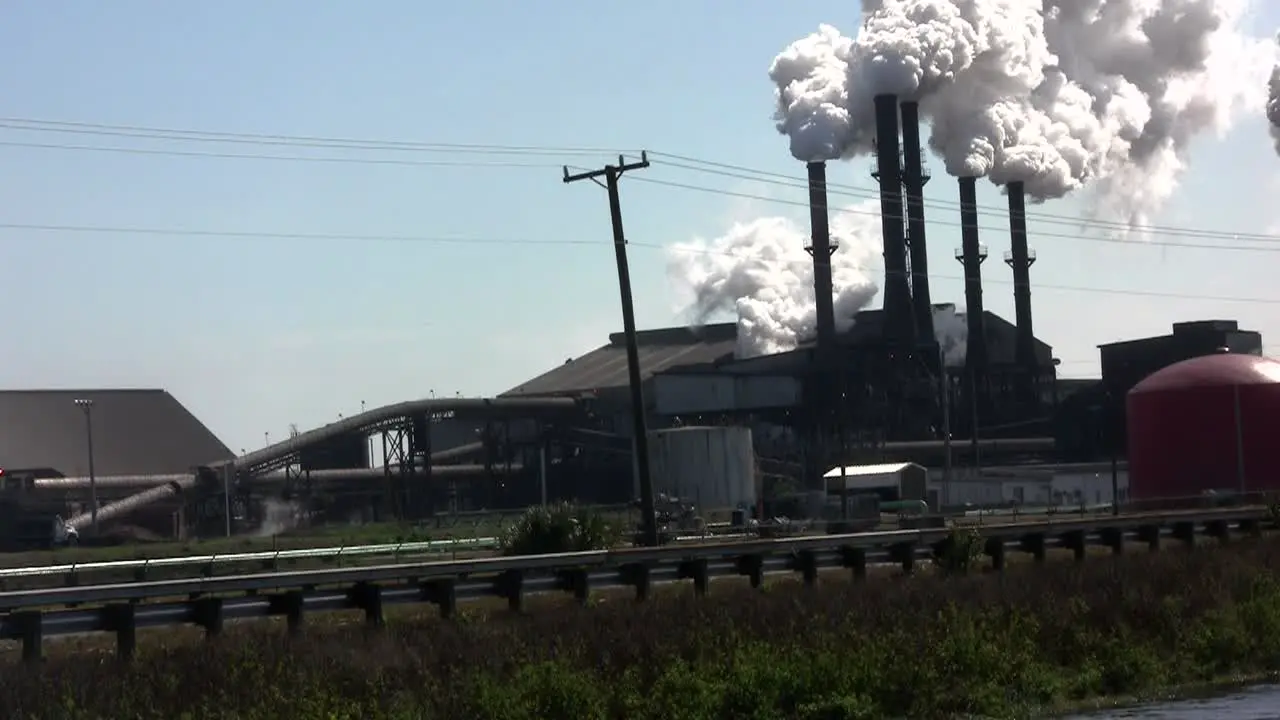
xmin=4 ymin=533 xmax=1280 ymax=718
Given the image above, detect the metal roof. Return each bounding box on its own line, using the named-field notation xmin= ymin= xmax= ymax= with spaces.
xmin=503 ymin=324 xmax=739 ymax=397
xmin=504 ymin=308 xmax=1046 ymax=398
xmin=0 ymin=389 xmax=234 ymax=477
xmin=823 ymin=462 xmax=921 ymax=478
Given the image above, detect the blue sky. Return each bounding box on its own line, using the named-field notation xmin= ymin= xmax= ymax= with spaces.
xmin=3 ymin=1 xmax=1279 ymax=453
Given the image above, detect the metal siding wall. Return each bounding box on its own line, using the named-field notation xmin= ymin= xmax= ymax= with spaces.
xmin=652 ymin=375 xmax=800 ymax=415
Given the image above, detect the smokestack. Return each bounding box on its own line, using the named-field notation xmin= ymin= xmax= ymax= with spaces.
xmin=872 ymin=93 xmax=914 ymax=348
xmin=805 ymin=161 xmax=837 ymax=353
xmin=955 ymin=176 xmax=989 ymax=388
xmin=1003 ymin=180 xmax=1037 ymax=384
xmin=899 ymin=100 xmax=935 ymax=348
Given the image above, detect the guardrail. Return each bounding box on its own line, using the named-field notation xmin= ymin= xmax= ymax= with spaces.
xmin=0 ymin=537 xmax=501 ymax=589
xmin=0 ymin=505 xmax=1271 ymax=664
xmin=1 ymin=499 xmax=1270 ymax=590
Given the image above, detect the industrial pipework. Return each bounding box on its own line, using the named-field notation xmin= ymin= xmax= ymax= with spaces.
xmin=1003 ymin=180 xmax=1037 ymax=378
xmin=899 ymin=100 xmax=935 ymax=345
xmin=871 ymin=93 xmax=915 ymax=348
xmin=805 ymin=161 xmax=838 ymax=353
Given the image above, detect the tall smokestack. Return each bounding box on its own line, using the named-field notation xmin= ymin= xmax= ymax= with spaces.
xmin=956 ymin=177 xmax=988 ymax=380
xmin=899 ymin=100 xmax=935 ymax=348
xmin=955 ymin=175 xmax=989 ymax=434
xmin=1003 ymin=180 xmax=1037 ymax=385
xmin=805 ymin=161 xmax=837 ymax=352
xmin=872 ymin=93 xmax=914 ymax=348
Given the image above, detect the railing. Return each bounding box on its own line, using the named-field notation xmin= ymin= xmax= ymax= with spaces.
xmin=0 ymin=505 xmax=1270 ymax=663
xmin=0 ymin=537 xmax=500 ymax=588
xmin=2 ymin=496 xmax=1271 ymax=589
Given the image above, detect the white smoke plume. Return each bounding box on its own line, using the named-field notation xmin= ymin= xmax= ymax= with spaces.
xmin=771 ymin=1 xmax=1277 ymax=225
xmin=932 ymin=304 xmax=968 ymax=367
xmin=255 ymin=497 xmax=303 ymax=537
xmin=667 ymin=202 xmax=883 ymax=358
xmin=1269 ymin=34 xmax=1280 ymax=153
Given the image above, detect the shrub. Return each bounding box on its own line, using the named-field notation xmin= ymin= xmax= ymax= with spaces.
xmin=10 ymin=531 xmax=1280 ymax=718
xmin=497 ymin=502 xmax=619 ymax=557
xmin=934 ymin=525 xmax=985 ymax=575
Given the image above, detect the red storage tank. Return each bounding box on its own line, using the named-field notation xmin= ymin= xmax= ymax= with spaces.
xmin=1126 ymin=353 xmax=1280 ymax=501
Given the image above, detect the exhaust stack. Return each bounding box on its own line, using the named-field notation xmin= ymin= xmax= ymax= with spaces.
xmin=805 ymin=161 xmax=838 ymax=353
xmin=871 ymin=94 xmax=914 ymax=347
xmin=954 ymin=177 xmax=989 ymax=390
xmin=1003 ymin=181 xmax=1038 ymax=387
xmin=899 ymin=100 xmax=935 ymax=347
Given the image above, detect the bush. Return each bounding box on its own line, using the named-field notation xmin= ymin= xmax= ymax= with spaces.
xmin=8 ymin=534 xmax=1280 ymax=718
xmin=933 ymin=525 xmax=985 ymax=575
xmin=497 ymin=502 xmax=619 ymax=557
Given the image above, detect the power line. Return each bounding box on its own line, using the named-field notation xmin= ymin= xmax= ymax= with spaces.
xmin=4 ymin=116 xmax=1269 ymax=242
xmin=6 ymin=134 xmax=1276 ymax=254
xmin=646 ymin=153 xmax=1277 ymax=242
xmin=2 ymin=220 xmax=1276 ymax=305
xmin=0 ymin=222 xmax=598 ymax=246
xmin=623 ymin=174 xmax=1280 ymax=253
xmin=0 ymin=141 xmax=564 ymax=169
xmin=0 ymin=118 xmax=629 ymax=158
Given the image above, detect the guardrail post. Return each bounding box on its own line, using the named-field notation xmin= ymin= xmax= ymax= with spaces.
xmin=269 ymin=591 xmax=305 ymax=635
xmin=103 ymin=603 xmax=137 ymax=661
xmin=1062 ymin=531 xmax=1086 ymax=562
xmin=1171 ymin=521 xmax=1196 ymax=547
xmin=1101 ymin=528 xmax=1124 ymax=555
xmin=841 ymin=546 xmax=867 ymax=580
xmin=496 ymin=570 xmax=524 ymax=612
xmin=735 ymin=554 xmax=765 ymax=589
xmin=890 ymin=543 xmax=916 ymax=574
xmin=984 ymin=538 xmax=1006 ymax=572
xmin=792 ymin=550 xmax=818 ymax=586
xmin=1019 ymin=534 xmax=1046 ymax=562
xmin=557 ymin=568 xmax=590 ymax=604
xmin=422 ymin=580 xmax=457 ymax=618
xmin=11 ymin=611 xmax=43 ymax=664
xmin=1206 ymin=520 xmax=1229 ymax=543
xmin=193 ymin=597 xmax=224 ymax=638
xmin=351 ymin=582 xmax=384 ymax=628
xmin=1240 ymin=518 xmax=1262 ymax=538
xmin=678 ymin=559 xmax=709 ymax=596
xmin=1136 ymin=525 xmax=1161 ymax=552
xmin=619 ymin=563 xmax=651 ymax=601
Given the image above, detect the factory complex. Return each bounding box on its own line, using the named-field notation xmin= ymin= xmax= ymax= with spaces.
xmin=1 ymin=95 xmax=1277 ymax=547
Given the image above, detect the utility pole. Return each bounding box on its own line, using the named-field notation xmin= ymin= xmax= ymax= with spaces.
xmin=563 ymin=152 xmax=659 ymax=547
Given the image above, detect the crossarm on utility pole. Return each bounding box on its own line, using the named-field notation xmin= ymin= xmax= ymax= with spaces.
xmin=563 ymin=152 xmax=659 ymax=547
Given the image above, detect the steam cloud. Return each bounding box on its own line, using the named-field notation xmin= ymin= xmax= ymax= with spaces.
xmin=770 ymin=0 xmax=1276 ymax=225
xmin=666 ymin=202 xmax=969 ymax=364
xmin=1269 ymin=34 xmax=1280 ymax=153
xmin=667 ymin=202 xmax=881 ymax=359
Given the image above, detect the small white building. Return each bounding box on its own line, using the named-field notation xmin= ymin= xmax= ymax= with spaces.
xmin=823 ymin=462 xmax=929 ymax=503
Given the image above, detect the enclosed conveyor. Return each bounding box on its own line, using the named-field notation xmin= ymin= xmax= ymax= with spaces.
xmin=64 ymin=479 xmax=192 ymax=532
xmin=226 ymin=396 xmax=577 ymax=473
xmin=51 ymin=396 xmax=578 ymax=533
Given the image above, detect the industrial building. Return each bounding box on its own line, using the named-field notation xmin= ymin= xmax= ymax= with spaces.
xmin=0 ymin=94 xmax=1273 ymax=543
